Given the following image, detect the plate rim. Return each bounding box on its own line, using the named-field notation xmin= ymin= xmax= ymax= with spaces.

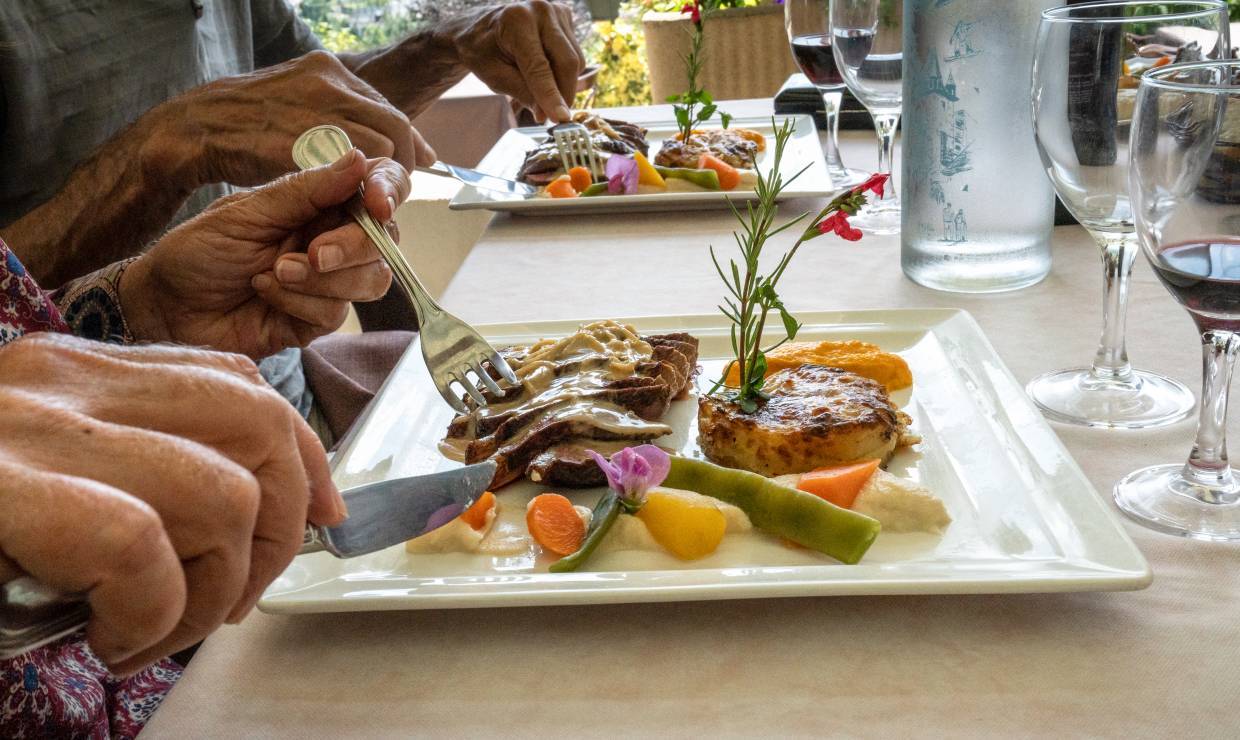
xmin=260 ymin=308 xmax=1151 ymax=614
xmin=446 ymin=113 xmax=837 ymax=213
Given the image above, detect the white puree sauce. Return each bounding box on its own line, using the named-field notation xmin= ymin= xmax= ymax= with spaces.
xmin=774 ymin=470 xmax=950 ymax=535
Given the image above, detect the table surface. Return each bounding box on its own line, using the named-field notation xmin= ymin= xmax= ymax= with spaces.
xmin=144 ymin=100 xmax=1240 ymax=738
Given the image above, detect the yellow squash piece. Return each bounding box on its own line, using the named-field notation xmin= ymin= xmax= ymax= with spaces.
xmin=724 ymin=340 xmax=912 ymax=393
xmin=636 ymin=488 xmax=727 ymax=560
xmin=634 ymin=151 xmax=666 ymax=188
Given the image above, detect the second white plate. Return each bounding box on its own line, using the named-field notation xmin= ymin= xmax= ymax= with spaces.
xmin=447 ymin=114 xmax=836 ymax=214
xmin=260 ymin=309 xmax=1150 ymax=614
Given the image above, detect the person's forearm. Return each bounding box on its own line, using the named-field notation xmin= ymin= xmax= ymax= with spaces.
xmin=339 ymin=30 xmax=468 ymax=119
xmin=2 ymin=100 xmax=199 ymax=287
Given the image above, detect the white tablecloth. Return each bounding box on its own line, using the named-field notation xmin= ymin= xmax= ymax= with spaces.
xmin=143 ymin=100 xmax=1240 ymax=739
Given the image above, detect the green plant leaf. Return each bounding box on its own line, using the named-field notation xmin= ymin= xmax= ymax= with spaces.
xmin=720 ymin=111 xmax=733 ymax=129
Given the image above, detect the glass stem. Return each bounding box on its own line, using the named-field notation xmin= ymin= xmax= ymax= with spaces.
xmin=1184 ymin=330 xmax=1240 ymax=502
xmin=872 ymin=113 xmax=899 ymax=204
xmin=820 ymin=90 xmax=846 ymax=173
xmin=1090 ymin=233 xmax=1135 ymax=383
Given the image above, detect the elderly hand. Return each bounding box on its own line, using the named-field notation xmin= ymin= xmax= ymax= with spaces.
xmin=149 ymin=50 xmax=435 ymax=190
xmin=119 ymin=149 xmax=408 ymax=359
xmin=441 ymin=0 xmax=585 ymax=122
xmin=0 ymin=334 xmax=344 ymax=674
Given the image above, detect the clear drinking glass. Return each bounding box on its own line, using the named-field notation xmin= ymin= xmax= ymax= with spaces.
xmin=785 ymin=0 xmax=870 ymax=189
xmin=1028 ymin=0 xmax=1228 ymax=428
xmin=830 ymin=0 xmax=903 ymax=235
xmin=1117 ymin=60 xmax=1240 ymax=539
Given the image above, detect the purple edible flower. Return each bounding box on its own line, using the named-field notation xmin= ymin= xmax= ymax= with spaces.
xmin=605 ymin=155 xmax=639 ymax=195
xmin=424 ymin=502 xmax=466 ymax=533
xmin=587 ymin=445 xmax=671 ymax=511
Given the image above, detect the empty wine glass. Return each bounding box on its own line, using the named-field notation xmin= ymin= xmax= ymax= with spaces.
xmin=785 ymin=0 xmax=870 ymax=189
xmin=830 ymin=0 xmax=903 ymax=235
xmin=1116 ymin=59 xmax=1240 ymax=539
xmin=1028 ymin=0 xmax=1229 ymax=428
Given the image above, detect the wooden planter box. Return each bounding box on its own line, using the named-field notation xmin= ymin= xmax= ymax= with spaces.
xmin=643 ymin=4 xmax=797 ymax=103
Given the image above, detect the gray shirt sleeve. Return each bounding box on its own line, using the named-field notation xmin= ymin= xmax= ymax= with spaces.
xmin=250 ymin=0 xmax=324 ymax=68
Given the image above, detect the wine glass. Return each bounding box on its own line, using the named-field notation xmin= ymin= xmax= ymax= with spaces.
xmin=1116 ymin=59 xmax=1240 ymax=539
xmin=830 ymin=0 xmax=903 ymax=235
xmin=785 ymin=0 xmax=870 ymax=190
xmin=1028 ymin=0 xmax=1229 ymax=428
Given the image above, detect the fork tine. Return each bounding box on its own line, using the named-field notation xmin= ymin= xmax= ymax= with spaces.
xmin=472 ymin=359 xmax=505 ymax=397
xmin=554 ymin=131 xmax=573 ymax=174
xmin=579 ymin=134 xmax=597 ymax=178
xmin=458 ymin=371 xmax=488 ymax=407
xmin=436 ymin=380 xmax=470 ymax=415
xmin=488 ymin=351 xmax=519 ymax=385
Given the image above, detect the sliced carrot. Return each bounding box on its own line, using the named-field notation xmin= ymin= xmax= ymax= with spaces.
xmin=796 ymin=459 xmax=882 ymax=509
xmin=546 ymin=175 xmax=578 ymax=198
xmin=697 ymin=153 xmax=741 ymax=191
xmin=1151 ymin=55 xmax=1173 ymax=69
xmin=459 ymin=491 xmax=496 ymax=531
xmin=568 ymin=166 xmax=594 ymax=193
xmin=526 ymin=493 xmax=586 ymax=556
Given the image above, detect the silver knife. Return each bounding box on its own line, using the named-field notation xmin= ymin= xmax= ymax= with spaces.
xmin=0 ymin=461 xmax=495 ymax=660
xmin=416 ymin=161 xmax=538 ymax=196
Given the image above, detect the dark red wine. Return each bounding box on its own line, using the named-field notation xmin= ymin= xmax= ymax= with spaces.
xmin=1151 ymin=239 xmax=1240 ymax=331
xmin=791 ymin=33 xmax=844 ymax=88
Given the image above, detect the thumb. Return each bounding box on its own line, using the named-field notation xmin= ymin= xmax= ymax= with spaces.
xmin=247 ymin=149 xmax=367 ymax=229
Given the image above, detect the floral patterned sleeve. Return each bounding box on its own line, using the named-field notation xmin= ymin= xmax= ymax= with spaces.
xmin=49 ymin=256 xmax=137 ymax=344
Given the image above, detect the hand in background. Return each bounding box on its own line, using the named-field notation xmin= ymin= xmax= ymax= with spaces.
xmin=151 ymin=50 xmax=435 ymax=191
xmin=442 ymin=0 xmax=585 ymax=122
xmin=0 ymin=334 xmax=344 ymax=674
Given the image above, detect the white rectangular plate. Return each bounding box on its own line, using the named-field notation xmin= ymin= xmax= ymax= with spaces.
xmin=260 ymin=309 xmax=1149 ymax=613
xmin=447 ymin=114 xmax=836 ymax=214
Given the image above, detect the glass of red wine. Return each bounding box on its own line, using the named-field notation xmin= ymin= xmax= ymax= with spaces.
xmin=1116 ymin=59 xmax=1240 ymax=539
xmin=785 ymin=0 xmax=869 ymax=189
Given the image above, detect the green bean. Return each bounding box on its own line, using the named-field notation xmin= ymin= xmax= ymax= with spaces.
xmin=653 ymin=166 xmax=722 ymax=190
xmin=663 ymin=457 xmax=880 ymax=564
xmin=579 ymin=182 xmax=611 ymax=197
xmin=549 ymin=490 xmax=621 ymax=572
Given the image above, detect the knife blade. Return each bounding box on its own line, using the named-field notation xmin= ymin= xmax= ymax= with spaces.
xmin=415 ymin=161 xmax=538 ymax=196
xmin=303 ymin=461 xmax=495 ymax=557
xmin=0 ymin=461 xmax=495 ymax=659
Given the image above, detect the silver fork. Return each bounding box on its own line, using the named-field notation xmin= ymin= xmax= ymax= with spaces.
xmin=292 ymin=125 xmax=518 ymax=413
xmin=551 ymin=122 xmax=604 ymax=180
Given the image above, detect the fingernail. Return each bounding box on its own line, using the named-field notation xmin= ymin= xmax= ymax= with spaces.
xmin=317 ymin=244 xmax=343 ymax=271
xmin=555 ymin=105 xmax=571 ymax=122
xmin=336 ymin=495 xmax=350 ymax=521
xmin=333 ymin=148 xmax=359 ymax=171
xmin=386 ymin=195 xmax=397 ymax=220
xmin=275 ymin=259 xmax=308 ymax=284
xmin=251 ymin=273 xmax=273 ymax=291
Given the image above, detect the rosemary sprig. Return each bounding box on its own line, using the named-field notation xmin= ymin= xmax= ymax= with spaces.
xmin=709 ymin=120 xmax=887 ymax=413
xmin=668 ymin=1 xmax=733 ymax=144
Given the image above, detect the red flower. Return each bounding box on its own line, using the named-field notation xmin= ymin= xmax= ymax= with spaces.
xmin=817 ymin=210 xmax=863 ymax=241
xmin=681 ymin=1 xmax=702 ymax=24
xmin=853 ymin=173 xmax=889 ymax=198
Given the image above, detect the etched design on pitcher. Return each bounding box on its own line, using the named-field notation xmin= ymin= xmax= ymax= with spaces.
xmin=939 ymin=109 xmax=970 ymax=176
xmin=945 ymin=21 xmax=980 ymax=61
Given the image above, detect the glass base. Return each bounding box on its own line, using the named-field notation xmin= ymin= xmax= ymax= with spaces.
xmin=1115 ymin=464 xmax=1240 ymax=541
xmin=851 ymin=202 xmax=901 ymax=236
xmin=1026 ymin=368 xmax=1195 ymax=429
xmin=829 ymin=166 xmax=870 ymax=190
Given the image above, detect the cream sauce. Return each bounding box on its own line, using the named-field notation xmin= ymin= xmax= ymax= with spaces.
xmin=442 ymin=321 xmax=674 ymax=465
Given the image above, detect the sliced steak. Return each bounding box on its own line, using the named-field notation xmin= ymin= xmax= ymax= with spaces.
xmin=445 ymin=328 xmax=699 ymax=488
